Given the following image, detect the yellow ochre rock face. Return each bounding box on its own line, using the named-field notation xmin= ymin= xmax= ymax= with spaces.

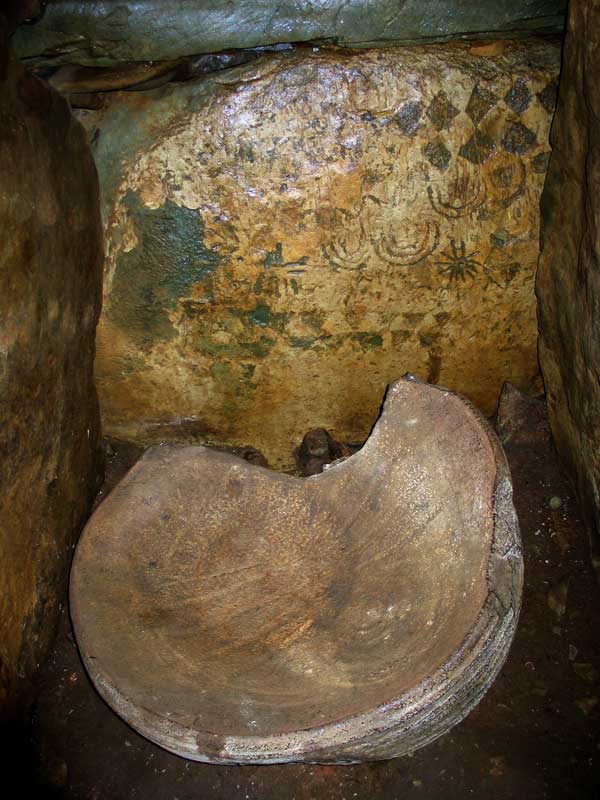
xmin=83 ymin=41 xmax=560 ymax=468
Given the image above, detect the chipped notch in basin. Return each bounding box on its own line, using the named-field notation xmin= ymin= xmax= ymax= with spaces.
xmin=70 ymin=376 xmax=522 ymax=763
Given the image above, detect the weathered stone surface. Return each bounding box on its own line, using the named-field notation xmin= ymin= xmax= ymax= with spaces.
xmin=80 ymin=41 xmax=559 ymax=468
xmin=495 ymin=382 xmax=548 ymax=448
xmin=71 ymin=378 xmax=522 ymax=762
xmin=536 ymin=0 xmax=600 ymax=570
xmin=14 ymin=0 xmax=566 ymax=68
xmin=0 ymin=30 xmax=103 ymax=715
xmin=44 ymin=48 xmax=295 ymax=95
xmin=48 ymin=60 xmax=182 ymax=93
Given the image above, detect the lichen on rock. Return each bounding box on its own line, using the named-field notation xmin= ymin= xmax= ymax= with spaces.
xmin=79 ymin=40 xmax=559 ymax=468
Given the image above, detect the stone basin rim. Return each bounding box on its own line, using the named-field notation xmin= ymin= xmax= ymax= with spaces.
xmin=70 ymin=377 xmax=523 ymax=763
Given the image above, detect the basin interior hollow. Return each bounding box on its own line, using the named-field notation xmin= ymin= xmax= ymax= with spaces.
xmin=70 ymin=379 xmax=517 ymax=761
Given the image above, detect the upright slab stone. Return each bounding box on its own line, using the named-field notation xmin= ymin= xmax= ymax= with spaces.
xmin=536 ymin=0 xmax=600 ymax=569
xmin=0 ymin=30 xmax=103 ymax=715
xmin=81 ymin=41 xmax=559 ymax=468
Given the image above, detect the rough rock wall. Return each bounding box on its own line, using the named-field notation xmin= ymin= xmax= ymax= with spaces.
xmin=13 ymin=1 xmax=566 ymax=67
xmin=80 ymin=41 xmax=559 ymax=468
xmin=536 ymin=0 xmax=600 ymax=569
xmin=0 ymin=30 xmax=103 ymax=716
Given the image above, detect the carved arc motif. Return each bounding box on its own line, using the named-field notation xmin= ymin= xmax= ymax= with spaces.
xmin=321 ymin=215 xmax=373 ymax=271
xmin=373 ymin=218 xmax=440 ymax=266
xmin=483 ymin=153 xmax=527 ymax=209
xmin=427 ymin=163 xmax=487 ymax=218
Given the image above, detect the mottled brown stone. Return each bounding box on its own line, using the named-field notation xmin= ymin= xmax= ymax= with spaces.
xmin=504 ymin=77 xmax=532 ymax=113
xmin=466 ymin=82 xmax=499 ymax=125
xmin=424 ymin=139 xmax=452 ymax=171
xmin=459 ymin=129 xmax=497 ymax=164
xmin=532 ymin=150 xmax=551 ymax=173
xmin=0 ymin=29 xmax=103 ymax=716
xmin=70 ymin=378 xmax=522 ymax=763
xmin=48 ymin=60 xmax=182 ymax=93
xmin=426 ymin=90 xmax=460 ymax=130
xmin=501 ymin=121 xmax=538 ymax=154
xmin=78 ymin=40 xmax=559 ymax=469
xmin=537 ymin=80 xmax=559 ymax=114
xmin=536 ymin=0 xmax=600 ymax=571
xmin=495 ymin=382 xmax=548 ymax=448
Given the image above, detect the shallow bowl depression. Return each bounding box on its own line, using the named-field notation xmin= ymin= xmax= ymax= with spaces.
xmin=70 ymin=377 xmax=523 ymax=763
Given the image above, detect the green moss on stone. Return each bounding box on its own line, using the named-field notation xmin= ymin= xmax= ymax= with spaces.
xmin=109 ymin=190 xmax=222 ymax=350
xmin=289 ymin=336 xmax=317 ymax=350
xmin=232 ymin=303 xmax=289 ymax=333
xmin=352 ymin=332 xmax=384 ymax=350
xmin=264 ymin=243 xmax=284 ymax=268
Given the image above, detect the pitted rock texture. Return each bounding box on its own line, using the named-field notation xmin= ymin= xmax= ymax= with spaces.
xmin=70 ymin=378 xmax=522 ymax=763
xmin=536 ymin=0 xmax=600 ymax=569
xmin=14 ymin=0 xmax=566 ymax=68
xmin=79 ymin=41 xmax=559 ymax=468
xmin=0 ymin=31 xmax=103 ymax=715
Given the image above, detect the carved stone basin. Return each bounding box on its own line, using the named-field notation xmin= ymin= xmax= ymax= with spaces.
xmin=70 ymin=377 xmax=522 ymax=763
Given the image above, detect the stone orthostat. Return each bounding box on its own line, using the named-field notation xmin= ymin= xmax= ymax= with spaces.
xmin=78 ymin=41 xmax=559 ymax=468
xmin=0 ymin=27 xmax=103 ymax=715
xmin=536 ymin=0 xmax=600 ymax=571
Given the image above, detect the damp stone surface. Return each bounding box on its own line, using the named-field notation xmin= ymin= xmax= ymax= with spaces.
xmin=13 ymin=0 xmax=566 ymax=67
xmin=78 ymin=40 xmax=560 ymax=468
xmin=536 ymin=0 xmax=600 ymax=570
xmin=0 ymin=26 xmax=103 ymax=715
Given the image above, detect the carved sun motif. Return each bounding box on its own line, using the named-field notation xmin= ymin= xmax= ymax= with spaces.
xmin=436 ymin=239 xmax=482 ymax=286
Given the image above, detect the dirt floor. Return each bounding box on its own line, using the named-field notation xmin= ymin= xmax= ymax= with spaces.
xmin=10 ymin=391 xmax=600 ymax=799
